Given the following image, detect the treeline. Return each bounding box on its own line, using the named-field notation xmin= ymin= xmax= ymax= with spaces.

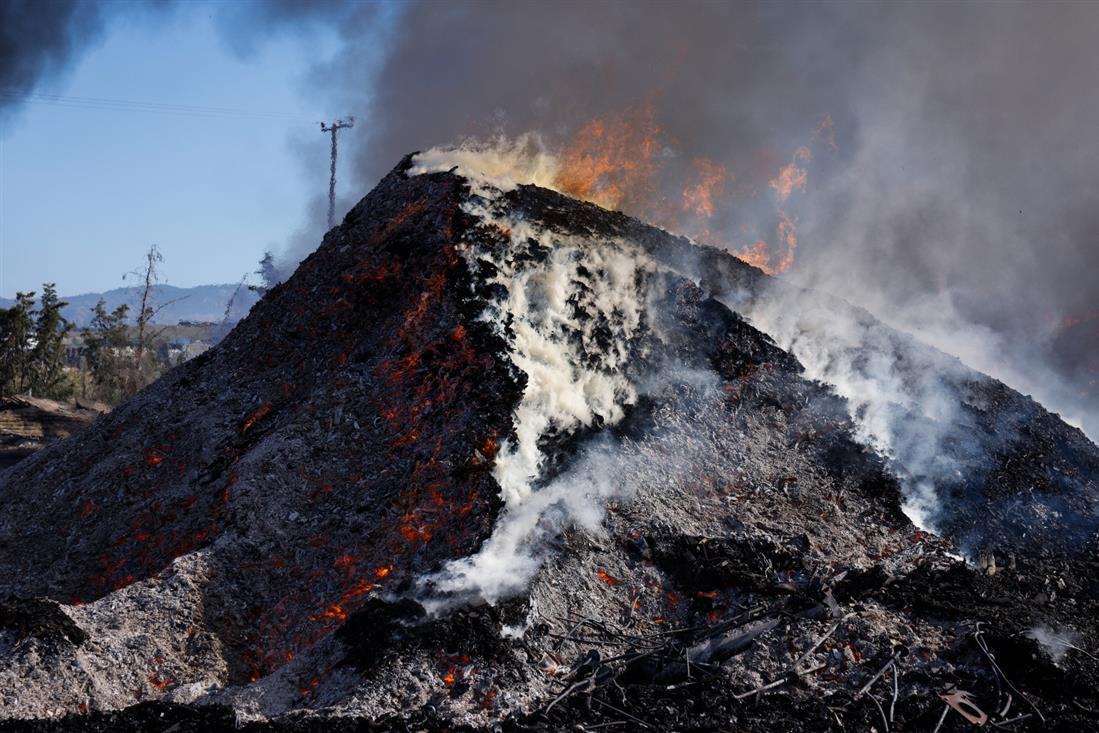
xmin=0 ymin=286 xmax=165 ymax=404
xmin=1 ymin=246 xmax=182 ymax=405
xmin=1 ymin=246 xmax=273 ymax=407
xmin=0 ymin=284 xmax=71 ymax=399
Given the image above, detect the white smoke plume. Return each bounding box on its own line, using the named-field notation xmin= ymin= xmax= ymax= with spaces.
xmin=735 ymin=284 xmax=976 ymax=531
xmin=1025 ymin=625 xmax=1093 ymax=665
xmin=411 ymin=152 xmax=662 ymax=604
xmin=409 ymin=135 xmax=561 ymax=199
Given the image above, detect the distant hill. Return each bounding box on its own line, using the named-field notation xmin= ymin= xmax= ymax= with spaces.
xmin=0 ymin=283 xmax=261 ymax=328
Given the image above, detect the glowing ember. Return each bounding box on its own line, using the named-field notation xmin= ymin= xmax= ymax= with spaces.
xmin=342 ymin=579 xmax=376 ymax=599
xmin=148 ymin=672 xmax=172 ymax=690
xmin=241 ymin=402 xmax=273 ymax=434
xmin=312 ymin=603 xmax=347 ymax=622
xmin=596 ymin=569 xmax=619 ymax=586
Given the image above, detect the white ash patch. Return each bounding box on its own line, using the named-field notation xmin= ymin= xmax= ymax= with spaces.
xmin=0 ymin=552 xmax=226 ymax=720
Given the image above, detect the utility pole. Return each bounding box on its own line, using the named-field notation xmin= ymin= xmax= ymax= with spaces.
xmin=320 ymin=117 xmax=354 ymax=229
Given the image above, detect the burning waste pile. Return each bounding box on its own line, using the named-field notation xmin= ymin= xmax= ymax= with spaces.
xmin=1 ymin=149 xmax=1098 ymax=732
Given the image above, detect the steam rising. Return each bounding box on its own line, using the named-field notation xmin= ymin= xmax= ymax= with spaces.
xmin=736 ymin=284 xmax=980 ymax=531
xmin=1025 ymin=625 xmax=1091 ymax=665
xmin=409 ymin=136 xmax=560 ymax=198
xmin=416 ymin=167 xmax=658 ymax=603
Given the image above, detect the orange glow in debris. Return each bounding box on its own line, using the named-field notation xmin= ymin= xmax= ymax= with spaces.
xmin=596 ymin=570 xmax=619 ymax=586
xmin=241 ymin=402 xmax=273 ymax=434
xmin=312 ymin=604 xmax=348 ymax=622
xmin=149 ymin=672 xmax=172 ymax=690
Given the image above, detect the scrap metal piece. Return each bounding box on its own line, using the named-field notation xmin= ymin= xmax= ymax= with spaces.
xmin=940 ymin=688 xmax=989 ymax=726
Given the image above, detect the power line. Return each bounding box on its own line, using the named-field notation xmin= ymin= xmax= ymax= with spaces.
xmin=0 ymin=89 xmax=319 ymax=124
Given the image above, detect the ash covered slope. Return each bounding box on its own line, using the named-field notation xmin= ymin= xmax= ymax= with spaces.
xmin=0 ymin=161 xmax=523 ymax=702
xmin=1 ymin=156 xmax=1098 ymax=731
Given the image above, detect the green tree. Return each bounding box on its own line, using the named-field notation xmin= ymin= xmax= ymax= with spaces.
xmin=82 ymin=300 xmax=131 ymax=403
xmin=29 ymin=284 xmax=73 ymax=398
xmin=0 ymin=291 xmax=37 ymax=395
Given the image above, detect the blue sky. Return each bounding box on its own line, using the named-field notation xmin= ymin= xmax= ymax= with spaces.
xmin=0 ymin=3 xmax=348 ymax=298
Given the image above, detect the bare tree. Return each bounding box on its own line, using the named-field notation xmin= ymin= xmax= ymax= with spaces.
xmin=214 ymin=274 xmax=249 ymax=343
xmin=123 ymin=245 xmax=186 ymax=395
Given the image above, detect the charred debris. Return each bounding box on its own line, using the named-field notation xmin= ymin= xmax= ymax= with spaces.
xmin=1 ymin=156 xmax=1098 ymax=732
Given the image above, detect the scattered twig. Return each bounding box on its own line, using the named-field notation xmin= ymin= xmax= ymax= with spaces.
xmin=889 ymin=661 xmax=899 ymax=723
xmin=854 ymin=650 xmax=903 ymax=701
xmin=974 ymin=623 xmax=1045 ymax=723
xmin=592 ymin=697 xmax=653 ymax=729
xmin=827 ymin=706 xmax=846 ymax=729
xmin=733 ymin=662 xmax=826 ymax=700
xmin=868 ymin=692 xmax=889 ymax=733
xmin=792 ymin=612 xmax=854 ymax=670
xmin=931 ymin=703 xmax=950 ymax=733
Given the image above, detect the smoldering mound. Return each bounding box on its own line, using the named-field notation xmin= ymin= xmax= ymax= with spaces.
xmin=1 ymin=154 xmax=1097 ymax=731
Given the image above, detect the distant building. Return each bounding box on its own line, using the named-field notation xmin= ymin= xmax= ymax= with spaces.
xmin=162 ymin=339 xmax=211 ymax=365
xmin=62 ymin=333 xmax=85 ymax=368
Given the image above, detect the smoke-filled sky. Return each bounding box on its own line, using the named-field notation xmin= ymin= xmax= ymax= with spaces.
xmin=3 ymin=0 xmax=1099 ymax=427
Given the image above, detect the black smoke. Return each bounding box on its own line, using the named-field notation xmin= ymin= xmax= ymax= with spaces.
xmin=0 ymin=0 xmax=107 ymax=115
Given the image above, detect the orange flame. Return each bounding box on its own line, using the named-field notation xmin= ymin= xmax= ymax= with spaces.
xmin=774 ymin=210 xmax=798 ymax=273
xmin=682 ymin=158 xmax=728 ymax=218
xmin=554 ymin=103 xmax=662 ymax=211
xmin=548 ymin=104 xmax=826 ymax=276
xmin=769 ymin=146 xmax=811 ymax=203
xmin=735 ymin=239 xmax=772 ymax=271
xmin=813 ymin=113 xmax=837 ymax=151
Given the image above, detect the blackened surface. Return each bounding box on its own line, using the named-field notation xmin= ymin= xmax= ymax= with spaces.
xmin=0 ymin=163 xmax=523 ymax=681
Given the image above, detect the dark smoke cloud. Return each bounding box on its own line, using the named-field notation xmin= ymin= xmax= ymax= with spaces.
xmin=0 ymin=0 xmax=107 ymax=116
xmin=300 ymin=0 xmax=1099 ymax=434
